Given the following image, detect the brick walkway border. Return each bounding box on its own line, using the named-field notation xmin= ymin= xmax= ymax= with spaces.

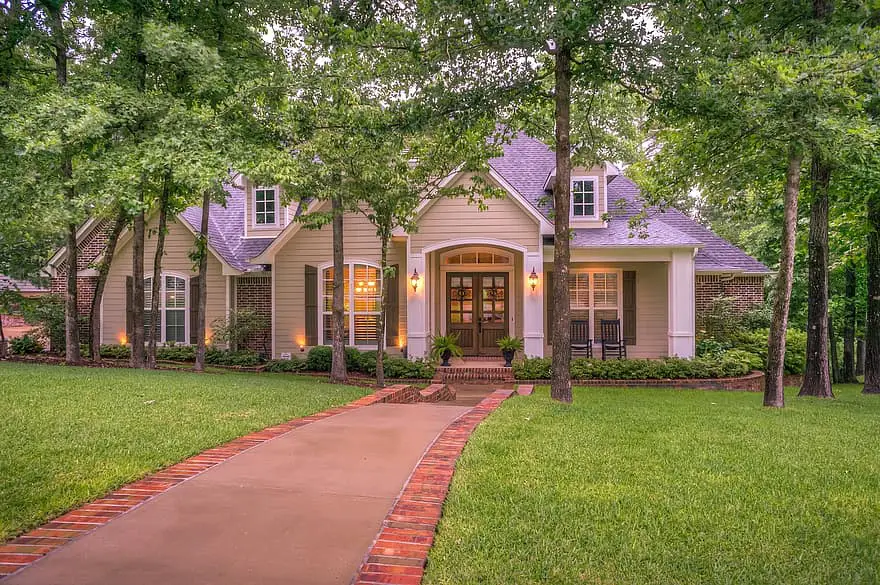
xmin=352 ymin=388 xmax=516 ymax=585
xmin=0 ymin=384 xmax=420 ymax=579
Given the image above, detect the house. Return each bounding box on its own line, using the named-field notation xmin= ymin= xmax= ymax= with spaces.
xmin=45 ymin=134 xmax=770 ymax=359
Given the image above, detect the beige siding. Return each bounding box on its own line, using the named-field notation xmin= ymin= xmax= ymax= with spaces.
xmin=409 ymin=173 xmax=541 ymax=253
xmin=102 ymin=217 xmax=226 ymax=345
xmin=543 ymin=261 xmax=668 ymax=358
xmin=273 ymin=209 xmax=406 ymax=357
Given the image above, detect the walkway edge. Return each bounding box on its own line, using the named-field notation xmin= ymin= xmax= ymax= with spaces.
xmin=0 ymin=385 xmax=413 ymax=580
xmin=352 ymin=388 xmax=515 ymax=585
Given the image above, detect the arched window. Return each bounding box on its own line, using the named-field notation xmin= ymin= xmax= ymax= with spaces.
xmin=143 ymin=274 xmax=188 ymax=343
xmin=321 ymin=263 xmax=381 ymax=347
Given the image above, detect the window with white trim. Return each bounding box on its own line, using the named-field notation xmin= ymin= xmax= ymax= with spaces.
xmin=571 ymin=179 xmax=596 ymax=218
xmin=143 ymin=274 xmax=188 ymax=343
xmin=322 ymin=263 xmax=382 ymax=347
xmin=254 ymin=187 xmax=277 ymax=225
xmin=568 ymin=270 xmax=620 ymax=340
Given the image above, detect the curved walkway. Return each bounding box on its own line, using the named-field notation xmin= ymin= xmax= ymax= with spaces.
xmin=3 ymin=401 xmax=471 ymax=585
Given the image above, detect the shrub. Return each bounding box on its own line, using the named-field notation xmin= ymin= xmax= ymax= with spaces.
xmin=729 ymin=329 xmax=807 ymax=374
xmin=356 ymin=350 xmax=387 ymax=375
xmin=512 ymin=357 xmax=552 ymax=380
xmin=211 ymin=310 xmax=270 ymax=352
xmin=10 ymin=334 xmax=43 ymax=355
xmin=99 ymin=344 xmax=131 ymax=359
xmin=695 ymin=338 xmax=731 ymax=357
xmin=263 ymin=358 xmax=307 ymax=373
xmin=21 ymin=295 xmax=66 ymax=353
xmin=513 ymin=352 xmax=754 ymax=381
xmin=205 ymin=348 xmax=263 ymax=367
xmin=304 ymin=345 xmax=361 ymax=372
xmin=383 ymin=357 xmax=435 ymax=379
xmin=156 ymin=345 xmax=197 ymax=362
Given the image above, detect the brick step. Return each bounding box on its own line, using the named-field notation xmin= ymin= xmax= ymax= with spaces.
xmin=435 ymin=367 xmax=515 ymax=383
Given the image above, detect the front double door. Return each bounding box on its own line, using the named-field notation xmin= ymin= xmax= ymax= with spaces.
xmin=446 ymin=272 xmax=508 ymax=355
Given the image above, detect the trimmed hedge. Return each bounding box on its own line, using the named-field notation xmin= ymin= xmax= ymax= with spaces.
xmin=513 ymin=352 xmax=754 ymax=381
xmin=302 ymin=346 xmax=435 ymax=379
xmin=97 ymin=344 xmax=263 ymax=366
xmin=264 ymin=358 xmax=308 ymax=373
xmin=697 ymin=329 xmax=807 ymax=375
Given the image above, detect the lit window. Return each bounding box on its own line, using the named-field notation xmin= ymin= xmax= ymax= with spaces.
xmin=567 ymin=270 xmax=620 ymax=340
xmin=571 ymin=179 xmax=595 ymax=218
xmin=255 ymin=188 xmax=276 ymax=225
xmin=142 ymin=274 xmax=188 ymax=343
xmin=322 ymin=263 xmax=382 ymax=347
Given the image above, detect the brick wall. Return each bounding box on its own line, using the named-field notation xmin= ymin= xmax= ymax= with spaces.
xmin=235 ymin=276 xmax=272 ymax=354
xmin=49 ymin=275 xmax=98 ymax=340
xmin=695 ymin=274 xmax=765 ymax=321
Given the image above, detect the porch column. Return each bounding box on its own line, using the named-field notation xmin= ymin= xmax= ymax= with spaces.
xmin=523 ymin=251 xmax=544 ymax=357
xmin=667 ymin=249 xmax=696 ymax=357
xmin=406 ymin=252 xmax=428 ymax=358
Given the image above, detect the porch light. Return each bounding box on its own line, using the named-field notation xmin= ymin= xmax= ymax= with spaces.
xmin=410 ymin=268 xmax=420 ymax=292
xmin=528 ymin=267 xmax=539 ymax=292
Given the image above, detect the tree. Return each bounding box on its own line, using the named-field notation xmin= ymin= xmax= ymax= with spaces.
xmin=89 ymin=210 xmax=127 ymax=360
xmin=866 ymin=190 xmax=880 ymax=394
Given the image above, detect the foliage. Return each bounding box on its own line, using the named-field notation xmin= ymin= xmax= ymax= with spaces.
xmin=263 ymin=358 xmax=308 ymax=373
xmin=204 ymin=349 xmax=263 ymax=367
xmin=496 ymin=336 xmax=524 ymax=352
xmin=513 ymin=353 xmax=754 ymax=381
xmin=99 ymin=344 xmax=132 ymax=359
xmin=696 ymin=296 xmax=742 ymax=341
xmin=211 ymin=311 xmax=270 ymax=351
xmin=10 ymin=334 xmax=43 ymax=355
xmin=21 ymin=295 xmax=66 ymax=353
xmin=382 ymin=357 xmax=435 ymax=380
xmin=729 ymin=329 xmax=808 ymax=375
xmin=430 ymin=334 xmax=464 ymax=361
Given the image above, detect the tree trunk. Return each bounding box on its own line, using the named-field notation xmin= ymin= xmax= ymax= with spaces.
xmin=130 ymin=189 xmax=146 ymax=368
xmin=857 ymin=338 xmax=865 ymax=376
xmin=194 ymin=188 xmax=211 ymax=372
xmin=864 ymin=191 xmax=880 ymax=393
xmin=89 ymin=212 xmax=127 ymax=360
xmin=330 ymin=194 xmax=347 ymax=383
xmin=550 ymin=43 xmax=573 ymax=403
xmin=765 ymin=149 xmax=802 ymax=407
xmin=376 ymin=235 xmax=388 ymax=389
xmin=799 ymin=155 xmax=834 ymax=398
xmin=842 ymin=261 xmax=858 ymax=383
xmin=147 ymin=175 xmax=169 ymax=368
xmin=829 ymin=315 xmax=839 ymax=383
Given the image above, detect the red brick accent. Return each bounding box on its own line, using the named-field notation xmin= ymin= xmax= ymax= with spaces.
xmin=352 ymin=389 xmax=515 ymax=585
xmin=514 ymin=372 xmax=804 ymax=392
xmin=48 ymin=275 xmax=97 ymax=342
xmin=695 ymin=274 xmax=765 ymax=320
xmin=418 ymin=384 xmax=455 ymax=402
xmin=516 ymin=384 xmax=534 ymax=396
xmin=435 ymin=366 xmax=514 ymax=383
xmin=373 ymin=384 xmax=421 ymax=404
xmin=234 ymin=276 xmax=272 ymax=353
xmin=0 ymin=386 xmax=413 ymax=580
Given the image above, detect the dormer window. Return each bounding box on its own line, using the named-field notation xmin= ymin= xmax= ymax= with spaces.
xmin=571 ymin=178 xmax=596 ymax=219
xmin=255 ymin=187 xmax=277 ymax=226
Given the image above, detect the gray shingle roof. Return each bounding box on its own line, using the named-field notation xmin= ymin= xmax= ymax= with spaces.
xmin=0 ymin=274 xmax=48 ymax=294
xmin=179 ymin=183 xmax=273 ymax=273
xmin=489 ymin=134 xmax=770 ymax=274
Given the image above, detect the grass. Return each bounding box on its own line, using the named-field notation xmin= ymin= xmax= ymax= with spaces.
xmin=424 ymin=384 xmax=880 ymax=585
xmin=0 ymin=362 xmax=367 ymax=542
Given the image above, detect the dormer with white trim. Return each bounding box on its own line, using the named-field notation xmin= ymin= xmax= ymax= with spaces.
xmin=543 ymin=163 xmax=610 ymax=229
xmin=242 ymin=177 xmax=298 ymax=239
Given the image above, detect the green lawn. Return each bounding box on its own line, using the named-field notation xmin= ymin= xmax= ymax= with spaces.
xmin=425 ymin=384 xmax=880 ymax=585
xmin=0 ymin=362 xmax=367 ymax=541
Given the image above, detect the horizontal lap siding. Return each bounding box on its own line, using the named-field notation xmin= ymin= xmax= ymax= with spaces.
xmin=409 ymin=174 xmax=541 ymax=253
xmin=543 ymin=261 xmax=668 ymax=358
xmin=273 ymin=210 xmax=406 ymax=358
xmin=102 ymin=218 xmax=226 ymax=345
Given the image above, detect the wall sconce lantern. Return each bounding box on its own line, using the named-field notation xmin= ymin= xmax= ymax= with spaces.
xmin=528 ymin=267 xmax=539 ymax=292
xmin=410 ymin=268 xmax=420 ymax=292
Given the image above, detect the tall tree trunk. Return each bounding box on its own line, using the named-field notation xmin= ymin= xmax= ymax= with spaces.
xmin=864 ymin=191 xmax=880 ymax=393
xmin=550 ymin=42 xmax=573 ymax=403
xmin=376 ymin=235 xmax=389 ymax=389
xmin=194 ymin=188 xmax=210 ymax=372
xmin=130 ymin=188 xmax=146 ymax=368
xmin=842 ymin=261 xmax=858 ymax=383
xmin=330 ymin=194 xmax=347 ymax=383
xmin=48 ymin=2 xmax=80 ymax=363
xmin=800 ymin=155 xmax=834 ymax=398
xmin=147 ymin=178 xmax=169 ymax=368
xmin=829 ymin=315 xmax=839 ymax=383
xmin=765 ymin=148 xmax=802 ymax=407
xmin=89 ymin=211 xmax=127 ymax=360
xmin=857 ymin=338 xmax=865 ymax=377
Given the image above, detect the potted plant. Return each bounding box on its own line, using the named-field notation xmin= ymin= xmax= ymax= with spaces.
xmin=497 ymin=336 xmax=524 ymax=367
xmin=430 ymin=333 xmax=463 ymax=367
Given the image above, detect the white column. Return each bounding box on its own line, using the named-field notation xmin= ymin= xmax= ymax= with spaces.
xmin=668 ymin=249 xmax=696 ymax=357
xmin=523 ymin=251 xmax=544 ymax=357
xmin=406 ymin=252 xmax=428 ymax=358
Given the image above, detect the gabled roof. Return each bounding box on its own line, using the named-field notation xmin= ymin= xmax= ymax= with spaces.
xmin=0 ymin=274 xmax=48 ymax=294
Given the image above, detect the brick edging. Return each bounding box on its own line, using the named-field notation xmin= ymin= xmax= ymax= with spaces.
xmin=0 ymin=386 xmax=412 ymax=579
xmin=512 ymin=370 xmax=792 ymax=392
xmin=352 ymin=388 xmax=515 ymax=585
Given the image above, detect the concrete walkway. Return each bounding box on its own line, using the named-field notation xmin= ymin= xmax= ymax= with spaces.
xmin=5 ymin=403 xmax=471 ymax=585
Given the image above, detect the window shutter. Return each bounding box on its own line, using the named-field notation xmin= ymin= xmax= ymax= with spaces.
xmin=125 ymin=276 xmax=133 ymax=340
xmin=189 ymin=276 xmax=200 ymax=345
xmin=546 ymin=271 xmax=554 ymax=345
xmin=386 ymin=264 xmax=399 ymax=347
xmin=623 ymin=270 xmax=637 ymax=345
xmin=304 ymin=265 xmax=318 ymax=346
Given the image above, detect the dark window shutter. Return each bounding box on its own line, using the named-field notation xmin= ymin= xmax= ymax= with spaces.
xmin=623 ymin=270 xmax=637 ymax=345
xmin=125 ymin=276 xmax=133 ymax=340
xmin=546 ymin=270 xmax=554 ymax=345
xmin=189 ymin=276 xmax=200 ymax=345
xmin=385 ymin=264 xmax=399 ymax=347
xmin=305 ymin=265 xmax=318 ymax=346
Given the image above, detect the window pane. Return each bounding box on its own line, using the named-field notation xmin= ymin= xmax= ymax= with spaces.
xmin=569 ymin=273 xmax=590 ymax=309
xmin=255 ymin=188 xmax=276 ymax=224
xmin=323 ymin=266 xmax=350 ymax=312
xmin=354 ymin=314 xmax=378 ymax=345
xmin=166 ymin=309 xmax=186 ymax=343
xmin=323 ymin=314 xmax=350 ymax=343
xmin=165 ymin=276 xmax=186 ymax=309
xmin=143 ymin=277 xmax=153 ymax=309
xmin=477 ymin=252 xmax=492 ymax=264
xmin=594 ymin=273 xmax=618 ymax=307
xmin=353 ymin=264 xmax=380 ymax=313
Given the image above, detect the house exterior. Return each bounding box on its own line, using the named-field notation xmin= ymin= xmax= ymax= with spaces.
xmin=46 ymin=134 xmax=770 ymax=360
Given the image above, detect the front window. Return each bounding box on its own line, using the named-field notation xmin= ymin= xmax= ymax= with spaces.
xmin=322 ymin=263 xmax=381 ymax=347
xmin=255 ymin=187 xmax=276 ymax=225
xmin=568 ymin=270 xmax=620 ymax=340
xmin=571 ymin=179 xmax=596 ymax=218
xmin=143 ymin=274 xmax=188 ymax=343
